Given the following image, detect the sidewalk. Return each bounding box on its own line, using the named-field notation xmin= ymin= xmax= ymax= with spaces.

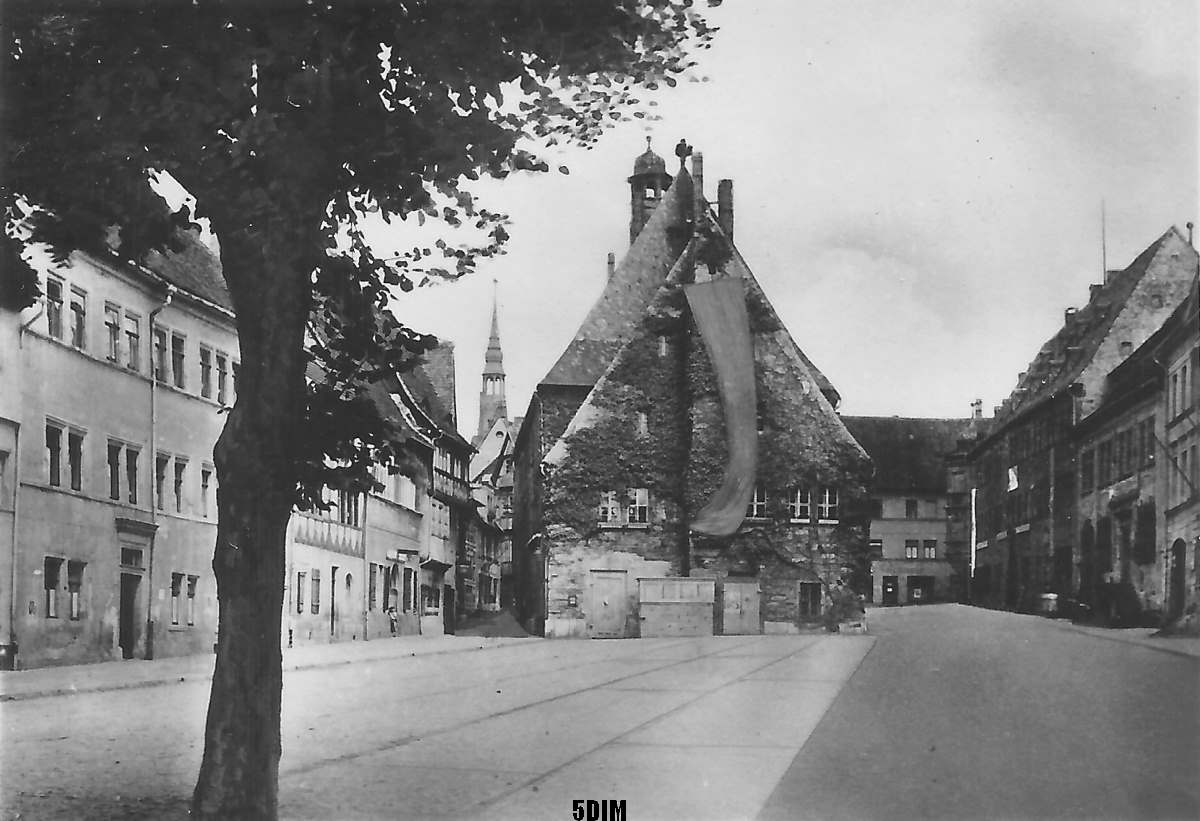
xmin=1046 ymin=617 xmax=1200 ymax=659
xmin=0 ymin=633 xmax=533 ymax=702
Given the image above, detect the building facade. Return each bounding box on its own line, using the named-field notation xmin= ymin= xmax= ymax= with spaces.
xmin=5 ymin=239 xmax=236 ymax=668
xmin=513 ymin=145 xmax=872 ymax=639
xmin=842 ymin=417 xmax=976 ymax=606
xmin=968 ymin=228 xmax=1198 ymax=615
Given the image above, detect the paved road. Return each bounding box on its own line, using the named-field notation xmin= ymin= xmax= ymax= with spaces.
xmin=1 ymin=632 xmax=872 ymax=820
xmin=761 ymin=605 xmax=1200 ymax=821
xmin=2 ymin=606 xmax=1196 ymax=820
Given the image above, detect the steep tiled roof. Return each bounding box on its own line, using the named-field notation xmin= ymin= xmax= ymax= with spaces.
xmin=402 ymin=347 xmax=471 ymax=450
xmin=1000 ymin=227 xmax=1192 ymax=424
xmin=841 ymin=416 xmax=975 ymax=493
xmin=141 ymin=231 xmax=232 ymax=311
xmin=541 ymin=169 xmax=693 ymax=387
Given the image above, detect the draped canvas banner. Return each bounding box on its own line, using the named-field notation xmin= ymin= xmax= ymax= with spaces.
xmin=685 ymin=278 xmax=758 ymax=536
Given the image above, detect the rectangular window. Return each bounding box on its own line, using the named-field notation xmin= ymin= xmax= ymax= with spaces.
xmin=107 ymin=441 xmax=122 ymax=500
xmin=126 ymin=448 xmax=140 ymax=505
xmin=104 ymin=303 xmax=121 ymax=361
xmin=369 ymin=563 xmax=378 ymax=611
xmin=46 ymin=423 xmax=62 ymax=487
xmin=231 ymin=361 xmax=240 ymax=400
xmin=869 ymin=539 xmax=884 ymax=558
xmin=171 ymin=333 xmax=186 ymax=389
xmin=905 ymin=498 xmax=919 ymax=519
xmin=905 ymin=539 xmax=919 ymax=559
xmin=120 ymin=546 xmax=144 ymax=568
xmin=216 ymin=353 xmax=228 ymax=404
xmin=598 ymin=490 xmax=620 ymax=524
xmin=747 ymin=487 xmax=767 ymax=519
xmin=798 ymin=582 xmax=822 ymax=618
xmin=153 ymin=328 xmax=168 ymax=382
xmin=788 ymin=488 xmax=811 ymax=522
xmin=403 ymin=567 xmax=414 ymax=613
xmin=173 ymin=459 xmax=187 ymax=513
xmin=627 ymin=487 xmax=650 ymax=523
xmin=67 ymin=430 xmax=83 ymax=491
xmin=44 ymin=556 xmax=63 ymax=618
xmin=923 ymin=539 xmax=937 ymax=559
xmin=156 ymin=453 xmax=169 ymax=511
xmin=311 ymin=569 xmax=321 ymax=614
xmin=337 ymin=489 xmax=360 ymax=527
xmin=46 ymin=277 xmax=64 ymax=339
xmin=124 ymin=313 xmax=141 ymax=371
xmin=171 ymin=572 xmax=183 ymax=625
xmin=1097 ymin=440 xmax=1112 ymax=486
xmin=69 ymin=287 xmax=87 ymax=350
xmin=1143 ymin=417 xmax=1155 ymax=467
xmin=200 ymin=467 xmax=212 ymax=518
xmin=296 ymin=571 xmax=306 ymax=614
xmin=67 ymin=560 xmax=85 ymax=620
xmin=187 ymin=575 xmax=198 ymax=626
xmin=199 ymin=346 xmax=213 ymax=398
xmin=818 ymin=487 xmax=839 ymax=522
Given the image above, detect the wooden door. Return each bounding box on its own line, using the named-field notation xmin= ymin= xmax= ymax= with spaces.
xmin=721 ymin=580 xmax=760 ymax=634
xmin=589 ymin=570 xmax=628 ymax=638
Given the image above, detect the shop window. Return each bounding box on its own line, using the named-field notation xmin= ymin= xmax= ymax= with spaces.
xmin=44 ymin=556 xmax=63 ymax=618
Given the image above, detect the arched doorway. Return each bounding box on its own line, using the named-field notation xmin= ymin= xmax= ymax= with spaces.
xmin=1168 ymin=539 xmax=1187 ymax=621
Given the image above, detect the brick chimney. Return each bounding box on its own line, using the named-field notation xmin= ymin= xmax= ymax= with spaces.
xmin=691 ymin=151 xmax=705 ymax=230
xmin=606 ymin=252 xmax=615 ymax=280
xmin=717 ymin=179 xmax=734 ymax=241
xmin=971 ymin=398 xmax=983 ymax=419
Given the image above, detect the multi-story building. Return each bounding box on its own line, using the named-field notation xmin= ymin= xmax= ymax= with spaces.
xmin=4 ymin=237 xmax=236 ymax=668
xmin=968 ymin=228 xmax=1198 ymax=613
xmin=842 ymin=416 xmax=976 ymax=605
xmin=513 ymin=144 xmax=872 ymax=638
xmin=1158 ymin=274 xmax=1198 ymax=622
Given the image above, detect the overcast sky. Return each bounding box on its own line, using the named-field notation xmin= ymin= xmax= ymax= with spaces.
xmin=387 ymin=0 xmax=1198 ymax=438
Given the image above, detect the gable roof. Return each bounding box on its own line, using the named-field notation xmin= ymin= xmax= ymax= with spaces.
xmin=841 ymin=416 xmax=974 ymax=493
xmin=541 ymin=168 xmax=693 ymax=387
xmin=997 ymin=227 xmax=1193 ymax=427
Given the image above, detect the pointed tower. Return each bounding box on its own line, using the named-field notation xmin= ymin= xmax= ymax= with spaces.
xmin=476 ymin=282 xmax=508 ymax=443
xmin=628 ymin=137 xmax=673 ymax=245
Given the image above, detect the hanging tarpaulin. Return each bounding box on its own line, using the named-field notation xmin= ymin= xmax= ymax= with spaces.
xmin=685 ymin=277 xmax=757 ymax=536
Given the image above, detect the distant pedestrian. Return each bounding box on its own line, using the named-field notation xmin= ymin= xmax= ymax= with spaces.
xmin=387 ymin=607 xmax=398 ymax=636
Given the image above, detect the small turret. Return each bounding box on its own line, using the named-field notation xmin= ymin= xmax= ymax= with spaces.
xmin=628 ymin=137 xmax=673 ymax=245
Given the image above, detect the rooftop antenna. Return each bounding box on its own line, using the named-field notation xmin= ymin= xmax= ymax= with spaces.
xmin=1100 ymin=199 xmax=1107 ymax=283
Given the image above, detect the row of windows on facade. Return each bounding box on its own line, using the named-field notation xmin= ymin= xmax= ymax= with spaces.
xmin=292 ymin=565 xmax=427 ymax=615
xmin=903 ymin=539 xmax=939 ymax=559
xmin=44 ymin=422 xmax=215 ymax=517
xmin=1166 ymin=353 xmax=1195 ymax=423
xmin=1080 ymin=416 xmax=1157 ymax=494
xmin=596 ymin=487 xmax=841 ymax=525
xmin=44 ymin=276 xmax=239 ymax=404
xmin=42 ymin=556 xmax=199 ymax=626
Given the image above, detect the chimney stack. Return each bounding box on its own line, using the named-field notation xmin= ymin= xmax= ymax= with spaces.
xmin=971 ymin=398 xmax=983 ymax=419
xmin=691 ymin=152 xmax=704 ymax=230
xmin=1188 ymin=221 xmax=1194 ymax=247
xmin=717 ymin=179 xmax=734 ymax=241
xmin=606 ymin=252 xmax=615 ymax=280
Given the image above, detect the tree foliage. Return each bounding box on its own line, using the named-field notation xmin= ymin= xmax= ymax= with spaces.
xmin=4 ymin=0 xmax=716 ymax=502
xmin=3 ymin=1 xmax=716 ymax=816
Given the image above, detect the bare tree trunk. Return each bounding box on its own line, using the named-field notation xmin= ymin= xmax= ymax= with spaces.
xmin=191 ymin=221 xmax=311 ymax=820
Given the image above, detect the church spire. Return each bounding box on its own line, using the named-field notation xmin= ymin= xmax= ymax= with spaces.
xmin=476 ymin=281 xmax=508 ymax=443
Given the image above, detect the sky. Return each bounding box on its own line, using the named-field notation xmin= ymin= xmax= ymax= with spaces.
xmin=384 ymin=0 xmax=1198 ymax=438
